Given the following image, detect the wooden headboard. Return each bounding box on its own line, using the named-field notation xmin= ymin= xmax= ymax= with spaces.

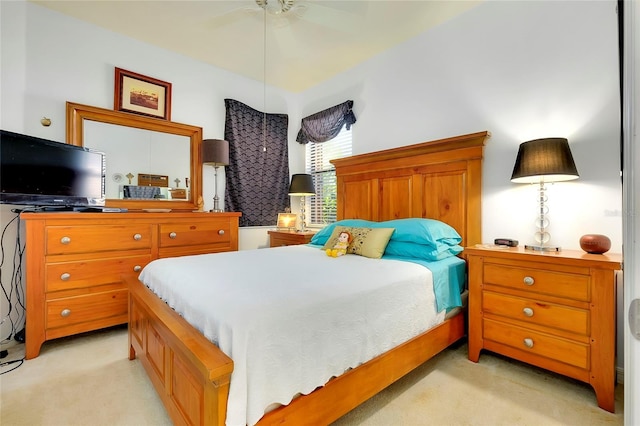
xmin=331 ymin=131 xmax=490 ymax=248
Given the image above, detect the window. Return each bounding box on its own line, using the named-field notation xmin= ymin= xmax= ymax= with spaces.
xmin=305 ymin=127 xmax=352 ymax=225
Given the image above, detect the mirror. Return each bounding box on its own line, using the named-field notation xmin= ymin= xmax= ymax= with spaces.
xmin=66 ymin=102 xmax=202 ymax=211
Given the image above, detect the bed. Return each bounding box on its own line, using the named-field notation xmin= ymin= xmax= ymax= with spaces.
xmin=127 ymin=130 xmax=490 ymax=425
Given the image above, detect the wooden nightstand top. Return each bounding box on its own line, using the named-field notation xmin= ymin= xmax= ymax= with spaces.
xmin=463 ymin=245 xmax=622 ymax=270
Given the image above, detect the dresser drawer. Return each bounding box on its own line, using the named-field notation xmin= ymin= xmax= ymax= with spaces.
xmin=46 ymin=289 xmax=128 ymax=329
xmin=484 ymin=318 xmax=589 ymax=369
xmin=46 ymin=225 xmax=153 ymax=255
xmin=483 ymin=291 xmax=589 ymax=336
xmin=484 ymin=263 xmax=590 ymax=302
xmin=159 ymin=221 xmax=230 ymax=248
xmin=45 ymin=255 xmax=152 ymax=292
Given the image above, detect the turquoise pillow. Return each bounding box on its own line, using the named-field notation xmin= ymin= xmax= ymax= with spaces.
xmin=384 ymin=240 xmax=463 ymax=261
xmin=381 ymin=218 xmax=462 ymax=246
xmin=311 ymin=218 xmax=462 ymax=248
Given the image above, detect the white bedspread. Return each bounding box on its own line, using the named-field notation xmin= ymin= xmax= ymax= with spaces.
xmin=139 ymin=244 xmax=445 ymax=426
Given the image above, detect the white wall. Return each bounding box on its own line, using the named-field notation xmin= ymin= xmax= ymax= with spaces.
xmin=1 ymin=0 xmax=623 ymax=364
xmin=300 ymin=0 xmax=622 ymax=253
xmin=0 ymin=0 xmax=300 ymax=341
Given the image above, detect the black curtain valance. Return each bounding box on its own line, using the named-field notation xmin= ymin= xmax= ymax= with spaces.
xmin=296 ymin=100 xmax=356 ymax=144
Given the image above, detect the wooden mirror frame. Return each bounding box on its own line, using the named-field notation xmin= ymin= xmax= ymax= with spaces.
xmin=66 ymin=101 xmax=202 ymax=211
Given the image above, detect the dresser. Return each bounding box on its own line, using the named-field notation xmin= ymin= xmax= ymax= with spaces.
xmin=268 ymin=229 xmax=316 ymax=247
xmin=21 ymin=211 xmax=241 ymax=359
xmin=465 ymin=246 xmax=622 ymax=412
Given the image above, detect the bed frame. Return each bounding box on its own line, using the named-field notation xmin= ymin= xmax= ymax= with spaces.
xmin=127 ymin=130 xmax=490 ymax=425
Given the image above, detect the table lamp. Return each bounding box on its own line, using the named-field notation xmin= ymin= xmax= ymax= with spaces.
xmin=288 ymin=174 xmax=315 ymax=232
xmin=202 ymin=139 xmax=229 ymax=212
xmin=510 ymin=137 xmax=579 ymax=251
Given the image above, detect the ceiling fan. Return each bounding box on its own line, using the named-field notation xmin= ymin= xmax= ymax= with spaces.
xmin=206 ymin=0 xmax=359 ymax=32
xmin=255 ymin=0 xmax=299 ymax=16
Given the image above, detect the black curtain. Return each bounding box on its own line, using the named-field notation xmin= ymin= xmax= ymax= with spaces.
xmin=224 ymin=99 xmax=290 ymax=227
xmin=296 ymin=100 xmax=356 ymax=144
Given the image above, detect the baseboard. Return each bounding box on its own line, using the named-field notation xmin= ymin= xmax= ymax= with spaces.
xmin=616 ymin=366 xmax=624 ymax=385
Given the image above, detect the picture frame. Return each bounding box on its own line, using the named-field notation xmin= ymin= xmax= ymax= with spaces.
xmin=114 ymin=67 xmax=172 ymax=120
xmin=276 ymin=213 xmax=297 ymax=230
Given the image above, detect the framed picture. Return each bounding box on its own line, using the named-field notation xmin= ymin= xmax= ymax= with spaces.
xmin=276 ymin=213 xmax=297 ymax=230
xmin=114 ymin=67 xmax=172 ymax=120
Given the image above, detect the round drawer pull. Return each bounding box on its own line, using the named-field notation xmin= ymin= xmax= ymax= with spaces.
xmin=523 ymin=307 xmax=534 ymax=317
xmin=133 ymin=265 xmax=142 ymax=272
xmin=60 ymin=309 xmax=71 ymax=318
xmin=60 ymin=273 xmax=71 ymax=281
xmin=133 ymin=233 xmax=142 ymax=241
xmin=523 ymin=338 xmax=534 ymax=348
xmin=169 ymin=232 xmax=177 ymax=239
xmin=218 ymin=229 xmax=225 ymax=236
xmin=60 ymin=236 xmax=71 ymax=245
xmin=523 ymin=276 xmax=535 ymax=286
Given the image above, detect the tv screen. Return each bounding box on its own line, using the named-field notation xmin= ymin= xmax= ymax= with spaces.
xmin=1 ymin=130 xmax=105 ymax=208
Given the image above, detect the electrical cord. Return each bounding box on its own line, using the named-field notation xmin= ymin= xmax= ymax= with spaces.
xmin=1 ymin=358 xmax=24 ymax=374
xmin=0 ymin=209 xmax=26 ymax=373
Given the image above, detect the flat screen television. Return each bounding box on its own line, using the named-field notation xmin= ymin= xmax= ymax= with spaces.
xmin=1 ymin=129 xmax=106 ymax=209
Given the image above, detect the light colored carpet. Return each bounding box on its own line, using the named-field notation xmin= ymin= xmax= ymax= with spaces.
xmin=0 ymin=325 xmax=623 ymax=425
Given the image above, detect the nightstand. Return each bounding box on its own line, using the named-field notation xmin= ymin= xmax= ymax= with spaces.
xmin=268 ymin=230 xmax=316 ymax=247
xmin=465 ymin=246 xmax=622 ymax=412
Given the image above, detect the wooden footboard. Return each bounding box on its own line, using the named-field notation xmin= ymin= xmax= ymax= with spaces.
xmin=128 ymin=275 xmax=465 ymax=426
xmin=128 ymin=276 xmax=233 ymax=425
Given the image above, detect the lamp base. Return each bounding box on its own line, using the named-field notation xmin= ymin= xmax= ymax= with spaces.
xmin=524 ymin=244 xmax=561 ymax=252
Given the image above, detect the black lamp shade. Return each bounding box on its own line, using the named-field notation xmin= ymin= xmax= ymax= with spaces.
xmin=511 ymin=137 xmax=579 ymax=183
xmin=288 ymin=174 xmax=315 ymax=195
xmin=202 ymin=139 xmax=229 ymax=166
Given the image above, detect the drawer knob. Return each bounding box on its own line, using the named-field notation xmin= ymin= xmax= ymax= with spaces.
xmin=218 ymin=229 xmax=225 ymax=236
xmin=60 ymin=236 xmax=71 ymax=245
xmin=60 ymin=273 xmax=71 ymax=281
xmin=523 ymin=307 xmax=534 ymax=317
xmin=133 ymin=233 xmax=142 ymax=241
xmin=169 ymin=232 xmax=177 ymax=239
xmin=523 ymin=276 xmax=535 ymax=286
xmin=133 ymin=265 xmax=142 ymax=272
xmin=523 ymin=338 xmax=534 ymax=348
xmin=60 ymin=309 xmax=71 ymax=318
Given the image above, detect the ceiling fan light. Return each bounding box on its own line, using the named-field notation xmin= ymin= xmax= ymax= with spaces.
xmin=256 ymin=0 xmax=295 ymax=15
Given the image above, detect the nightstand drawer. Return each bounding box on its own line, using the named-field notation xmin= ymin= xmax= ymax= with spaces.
xmin=268 ymin=230 xmax=315 ymax=247
xmin=484 ymin=318 xmax=589 ymax=369
xmin=483 ymin=291 xmax=589 ymax=336
xmin=484 ymin=263 xmax=590 ymax=302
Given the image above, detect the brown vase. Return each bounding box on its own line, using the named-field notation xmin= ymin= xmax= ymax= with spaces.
xmin=579 ymin=234 xmax=611 ymax=254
